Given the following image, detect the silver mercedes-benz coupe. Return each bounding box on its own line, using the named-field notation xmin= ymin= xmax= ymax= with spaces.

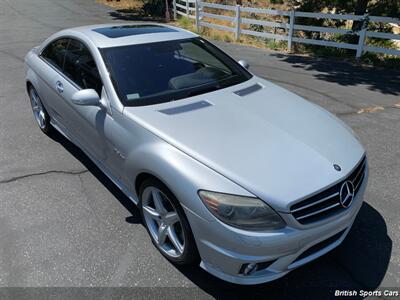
xmin=25 ymin=23 xmax=368 ymax=284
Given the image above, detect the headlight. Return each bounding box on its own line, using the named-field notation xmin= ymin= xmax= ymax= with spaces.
xmin=198 ymin=190 xmax=286 ymax=231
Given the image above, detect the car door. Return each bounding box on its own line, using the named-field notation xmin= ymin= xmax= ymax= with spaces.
xmin=56 ymin=38 xmax=111 ymax=165
xmin=37 ymin=38 xmax=71 ymax=130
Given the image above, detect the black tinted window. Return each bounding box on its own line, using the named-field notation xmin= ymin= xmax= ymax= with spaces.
xmin=63 ymin=39 xmax=102 ymax=95
xmin=101 ymin=38 xmax=252 ymax=106
xmin=41 ymin=38 xmax=69 ymax=70
xmin=93 ymin=25 xmax=177 ymax=38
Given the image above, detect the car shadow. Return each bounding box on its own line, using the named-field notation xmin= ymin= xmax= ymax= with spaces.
xmin=47 ymin=129 xmax=142 ymax=225
xmin=270 ymin=53 xmax=400 ymax=96
xmin=48 ymin=130 xmax=391 ymax=299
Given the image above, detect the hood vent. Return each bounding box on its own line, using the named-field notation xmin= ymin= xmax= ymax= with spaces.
xmin=158 ymin=100 xmax=212 ymax=115
xmin=234 ymin=83 xmax=262 ymax=97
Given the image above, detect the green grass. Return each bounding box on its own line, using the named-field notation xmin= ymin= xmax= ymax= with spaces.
xmin=265 ymin=39 xmax=287 ymax=51
xmin=177 ymin=16 xmax=195 ymax=31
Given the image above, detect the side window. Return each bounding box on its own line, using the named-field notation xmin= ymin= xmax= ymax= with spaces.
xmin=63 ymin=39 xmax=102 ymax=95
xmin=41 ymin=38 xmax=69 ymax=70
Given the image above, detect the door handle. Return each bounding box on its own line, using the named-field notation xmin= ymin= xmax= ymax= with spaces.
xmin=56 ymin=81 xmax=64 ymax=94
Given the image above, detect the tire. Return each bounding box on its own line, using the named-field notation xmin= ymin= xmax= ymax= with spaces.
xmin=28 ymin=85 xmax=52 ymax=134
xmin=139 ymin=178 xmax=199 ymax=265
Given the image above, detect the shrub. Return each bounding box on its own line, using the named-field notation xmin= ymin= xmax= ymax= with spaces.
xmin=142 ymin=0 xmax=167 ymax=17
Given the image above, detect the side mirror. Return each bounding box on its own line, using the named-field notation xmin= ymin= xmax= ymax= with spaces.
xmin=238 ymin=59 xmax=249 ymax=70
xmin=71 ymin=89 xmax=100 ymax=106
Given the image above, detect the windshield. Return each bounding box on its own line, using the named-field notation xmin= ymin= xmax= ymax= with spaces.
xmin=100 ymin=37 xmax=252 ymax=106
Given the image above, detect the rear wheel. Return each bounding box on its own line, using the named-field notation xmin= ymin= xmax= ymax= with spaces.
xmin=139 ymin=178 xmax=199 ymax=265
xmin=29 ymin=86 xmax=52 ymax=134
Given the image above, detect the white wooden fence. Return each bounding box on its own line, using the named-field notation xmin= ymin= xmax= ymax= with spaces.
xmin=172 ymin=0 xmax=400 ymax=58
xmin=173 ymin=0 xmax=196 ymax=19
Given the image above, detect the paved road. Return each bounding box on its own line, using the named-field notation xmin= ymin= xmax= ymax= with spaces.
xmin=0 ymin=0 xmax=399 ymax=298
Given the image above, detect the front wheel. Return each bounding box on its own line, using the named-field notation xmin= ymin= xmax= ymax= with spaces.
xmin=139 ymin=179 xmax=199 ymax=265
xmin=29 ymin=86 xmax=52 ymax=134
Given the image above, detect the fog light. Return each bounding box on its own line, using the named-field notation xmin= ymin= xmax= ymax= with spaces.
xmin=240 ymin=263 xmax=257 ymax=276
xmin=239 ymin=259 xmax=277 ymax=276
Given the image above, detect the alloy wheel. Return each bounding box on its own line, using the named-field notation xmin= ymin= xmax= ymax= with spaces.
xmin=29 ymin=88 xmax=46 ymax=129
xmin=141 ymin=186 xmax=185 ymax=258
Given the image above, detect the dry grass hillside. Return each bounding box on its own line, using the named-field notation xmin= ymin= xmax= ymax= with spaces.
xmin=97 ymin=0 xmax=291 ymax=50
xmin=97 ymin=0 xmax=143 ymax=9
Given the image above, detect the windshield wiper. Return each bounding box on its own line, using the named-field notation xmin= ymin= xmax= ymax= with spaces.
xmin=182 ymin=74 xmax=242 ymax=99
xmin=183 ymin=84 xmax=221 ymax=98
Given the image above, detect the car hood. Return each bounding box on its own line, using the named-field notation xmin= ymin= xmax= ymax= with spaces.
xmin=123 ymin=77 xmax=365 ymax=212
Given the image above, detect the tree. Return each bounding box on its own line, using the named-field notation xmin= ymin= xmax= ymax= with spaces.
xmin=350 ymin=0 xmax=368 ymax=32
xmin=293 ymin=0 xmax=399 ymax=17
xmin=165 ymin=0 xmax=170 ymax=22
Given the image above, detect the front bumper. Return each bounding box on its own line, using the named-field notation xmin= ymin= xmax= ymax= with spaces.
xmin=183 ymin=170 xmax=368 ymax=285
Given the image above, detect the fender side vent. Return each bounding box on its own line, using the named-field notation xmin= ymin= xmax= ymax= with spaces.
xmin=159 ymin=100 xmax=212 ymax=115
xmin=234 ymin=83 xmax=262 ymax=97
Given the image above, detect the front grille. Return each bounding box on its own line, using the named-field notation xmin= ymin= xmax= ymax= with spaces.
xmin=291 ymin=156 xmax=366 ymax=225
xmin=293 ymin=229 xmax=346 ymax=263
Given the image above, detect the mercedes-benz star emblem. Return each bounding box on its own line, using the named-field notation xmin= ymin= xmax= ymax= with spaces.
xmin=339 ymin=180 xmax=354 ymax=208
xmin=333 ymin=164 xmax=341 ymax=171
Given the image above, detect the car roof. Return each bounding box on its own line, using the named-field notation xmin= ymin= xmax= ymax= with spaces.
xmin=59 ymin=23 xmax=198 ymax=48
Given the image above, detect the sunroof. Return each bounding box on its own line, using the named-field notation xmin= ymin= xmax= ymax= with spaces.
xmin=93 ymin=25 xmax=178 ymax=38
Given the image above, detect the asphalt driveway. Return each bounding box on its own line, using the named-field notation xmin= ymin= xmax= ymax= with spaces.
xmin=0 ymin=0 xmax=399 ymax=299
